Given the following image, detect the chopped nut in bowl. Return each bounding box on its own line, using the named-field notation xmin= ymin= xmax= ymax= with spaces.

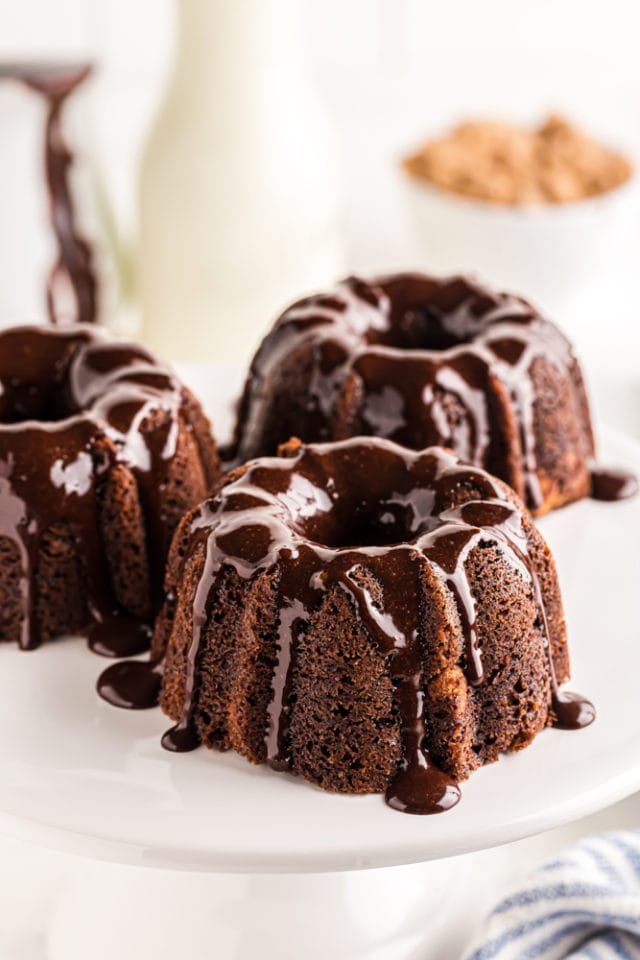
xmin=404 ymin=115 xmax=632 ymax=206
xmin=402 ymin=115 xmax=638 ymax=310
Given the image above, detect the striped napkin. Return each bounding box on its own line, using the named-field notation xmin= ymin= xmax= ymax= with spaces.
xmin=463 ymin=832 xmax=640 ymax=960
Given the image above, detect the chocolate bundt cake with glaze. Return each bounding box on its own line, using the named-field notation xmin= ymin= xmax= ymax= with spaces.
xmin=228 ymin=273 xmax=598 ymax=516
xmin=0 ymin=324 xmax=220 ymax=652
xmin=153 ymin=436 xmax=593 ymax=814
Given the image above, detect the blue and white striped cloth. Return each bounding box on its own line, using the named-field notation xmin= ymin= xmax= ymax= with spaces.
xmin=464 ymin=832 xmax=640 ymax=960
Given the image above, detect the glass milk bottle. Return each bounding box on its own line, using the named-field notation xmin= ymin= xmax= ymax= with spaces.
xmin=139 ymin=0 xmax=345 ymax=364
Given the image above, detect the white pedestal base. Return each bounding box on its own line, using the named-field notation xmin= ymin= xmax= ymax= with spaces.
xmin=47 ymin=858 xmax=469 ymax=960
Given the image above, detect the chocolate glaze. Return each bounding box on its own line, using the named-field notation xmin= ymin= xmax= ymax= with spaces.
xmin=161 ymin=723 xmax=200 ymax=753
xmin=552 ymin=690 xmax=596 ymax=730
xmin=0 ymin=324 xmax=187 ymax=650
xmin=0 ymin=63 xmax=97 ymax=325
xmin=163 ymin=437 xmax=594 ymax=815
xmin=590 ymin=467 xmax=639 ymax=503
xmin=87 ymin=616 xmax=152 ymax=658
xmin=228 ymin=274 xmax=633 ymax=514
xmin=97 ymin=659 xmax=162 ymax=710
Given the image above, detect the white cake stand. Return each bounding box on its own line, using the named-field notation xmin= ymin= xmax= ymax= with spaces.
xmin=1 ymin=410 xmax=639 ymax=958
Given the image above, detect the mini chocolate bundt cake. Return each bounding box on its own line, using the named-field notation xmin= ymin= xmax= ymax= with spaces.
xmin=0 ymin=324 xmax=220 ymax=652
xmin=228 ymin=273 xmax=598 ymax=515
xmin=154 ymin=436 xmax=593 ymax=814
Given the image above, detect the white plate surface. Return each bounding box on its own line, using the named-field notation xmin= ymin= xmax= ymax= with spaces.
xmin=0 ymin=403 xmax=639 ymax=873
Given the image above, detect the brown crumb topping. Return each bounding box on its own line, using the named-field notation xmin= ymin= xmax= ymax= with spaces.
xmin=403 ymin=114 xmax=632 ymax=206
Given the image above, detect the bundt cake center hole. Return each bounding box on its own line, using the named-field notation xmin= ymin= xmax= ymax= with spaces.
xmin=303 ymin=503 xmax=419 ymax=549
xmin=383 ymin=306 xmax=475 ymax=351
xmin=0 ymin=383 xmax=76 ymax=423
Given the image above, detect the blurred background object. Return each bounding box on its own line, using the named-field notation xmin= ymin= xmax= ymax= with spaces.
xmin=402 ymin=115 xmax=639 ymax=310
xmin=0 ymin=0 xmax=170 ymax=333
xmin=403 ymin=116 xmax=633 ymax=206
xmin=139 ymin=0 xmax=345 ymax=362
xmin=0 ymin=64 xmax=102 ymax=324
xmin=0 ymin=45 xmax=120 ymax=326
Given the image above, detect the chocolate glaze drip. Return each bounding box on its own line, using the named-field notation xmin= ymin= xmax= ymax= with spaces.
xmin=386 ymin=761 xmax=461 ymax=816
xmin=552 ymin=690 xmax=596 ymax=730
xmin=590 ymin=467 xmax=639 ymax=503
xmin=97 ymin=659 xmax=162 ymax=710
xmin=163 ymin=437 xmax=594 ymax=815
xmin=161 ymin=723 xmax=200 ymax=753
xmin=228 ymin=273 xmax=635 ymax=514
xmin=0 ymin=325 xmax=187 ymax=650
xmin=0 ymin=63 xmax=97 ymax=325
xmin=87 ymin=616 xmax=152 ymax=658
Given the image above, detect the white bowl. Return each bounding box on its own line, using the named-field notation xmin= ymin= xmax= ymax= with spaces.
xmin=402 ymin=172 xmax=640 ymax=311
